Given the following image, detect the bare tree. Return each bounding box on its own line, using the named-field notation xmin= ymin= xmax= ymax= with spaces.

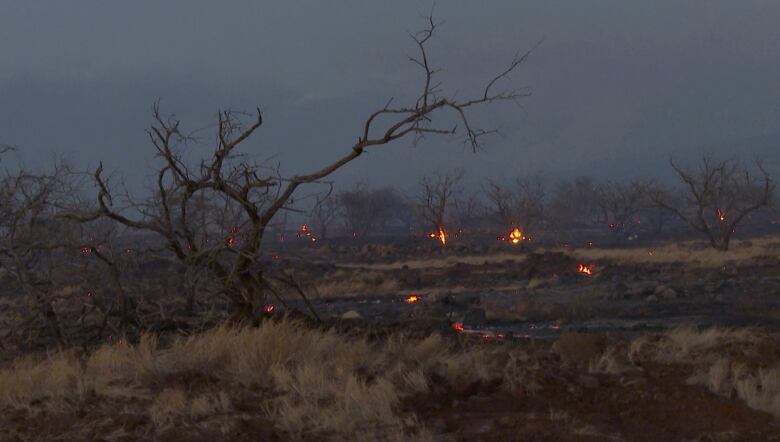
xmin=76 ymin=15 xmax=532 ymax=322
xmin=309 ymin=189 xmax=340 ymax=241
xmin=418 ymin=169 xmax=464 ymax=234
xmin=649 ymin=156 xmax=775 ymax=251
xmin=639 ymin=182 xmax=675 ymax=235
xmin=593 ymin=180 xmax=647 ymax=235
xmin=514 ymin=175 xmax=547 ymax=232
xmin=484 ymin=174 xmax=546 ymax=233
xmin=485 ymin=179 xmax=516 ymax=229
xmin=339 ymin=184 xmax=385 ymax=238
xmin=452 ymin=192 xmax=483 ymax=231
xmin=0 ymin=163 xmax=82 ymax=346
xmin=548 ymin=176 xmax=601 ymax=228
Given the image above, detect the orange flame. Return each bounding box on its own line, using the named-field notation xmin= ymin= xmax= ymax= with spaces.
xmin=263 ymin=304 xmax=276 ymax=314
xmin=452 ymin=322 xmax=465 ymax=332
xmin=405 ymin=294 xmax=421 ymax=304
xmin=508 ymin=227 xmax=525 ymax=245
xmin=716 ymin=208 xmax=726 ymax=222
xmin=578 ymin=264 xmax=594 ymax=276
xmin=429 ymin=227 xmax=447 ymax=246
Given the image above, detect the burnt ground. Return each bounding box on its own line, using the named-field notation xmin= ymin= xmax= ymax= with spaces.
xmin=1 ymin=237 xmax=780 ymax=440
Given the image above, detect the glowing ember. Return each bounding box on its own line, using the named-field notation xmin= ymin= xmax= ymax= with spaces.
xmin=716 ymin=208 xmax=726 ymax=222
xmin=452 ymin=322 xmax=465 ymax=332
xmin=429 ymin=227 xmax=447 ymax=246
xmin=508 ymin=227 xmax=525 ymax=245
xmin=80 ymin=246 xmax=91 ymax=255
xmin=263 ymin=304 xmax=276 ymax=314
xmin=405 ymin=294 xmax=421 ymax=304
xmin=226 ymin=236 xmax=237 ymax=247
xmin=297 ymin=224 xmax=316 ymax=240
xmin=578 ymin=263 xmax=594 ymax=276
xmin=586 ymin=240 xmax=594 ymax=247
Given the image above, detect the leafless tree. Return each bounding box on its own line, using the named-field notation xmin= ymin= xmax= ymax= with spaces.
xmin=484 ymin=174 xmax=546 ymax=232
xmin=309 ymin=189 xmax=340 ymax=241
xmin=418 ymin=169 xmax=464 ymax=233
xmin=339 ymin=184 xmax=386 ymax=238
xmin=649 ymin=156 xmax=775 ymax=251
xmin=0 ymin=163 xmax=82 ymax=346
xmin=548 ymin=176 xmax=600 ymax=228
xmin=514 ymin=175 xmax=547 ymax=232
xmin=639 ymin=182 xmax=675 ymax=235
xmin=75 ymin=15 xmax=532 ymax=322
xmin=593 ymin=180 xmax=647 ymax=234
xmin=452 ymin=192 xmax=483 ymax=231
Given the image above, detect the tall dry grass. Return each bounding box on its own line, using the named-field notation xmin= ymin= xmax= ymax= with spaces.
xmin=628 ymin=326 xmax=780 ymax=418
xmin=566 ymin=235 xmax=780 ymax=267
xmin=0 ymin=319 xmax=510 ymax=440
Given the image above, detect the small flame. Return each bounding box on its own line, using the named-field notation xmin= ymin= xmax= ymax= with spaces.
xmin=80 ymin=246 xmax=92 ymax=255
xmin=297 ymin=224 xmax=315 ymax=240
xmin=226 ymin=236 xmax=237 ymax=247
xmin=263 ymin=304 xmax=276 ymax=314
xmin=578 ymin=263 xmax=594 ymax=276
xmin=508 ymin=227 xmax=525 ymax=245
xmin=429 ymin=227 xmax=447 ymax=246
xmin=405 ymin=294 xmax=421 ymax=304
xmin=452 ymin=322 xmax=465 ymax=333
xmin=716 ymin=208 xmax=726 ymax=222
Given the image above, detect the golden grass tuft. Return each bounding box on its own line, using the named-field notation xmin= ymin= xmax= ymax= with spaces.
xmin=0 ymin=319 xmax=504 ymax=440
xmin=565 ymin=235 xmax=780 ymax=267
xmin=628 ymin=326 xmax=780 ymax=418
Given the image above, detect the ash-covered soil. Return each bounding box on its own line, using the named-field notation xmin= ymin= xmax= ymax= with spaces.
xmin=1 ymin=237 xmax=780 ymax=441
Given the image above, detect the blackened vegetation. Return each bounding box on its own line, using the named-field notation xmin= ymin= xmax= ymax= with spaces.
xmin=0 ymin=15 xmax=533 ymax=352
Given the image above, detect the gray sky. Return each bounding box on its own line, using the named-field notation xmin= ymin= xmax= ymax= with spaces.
xmin=2 ymin=1 xmax=779 ymax=193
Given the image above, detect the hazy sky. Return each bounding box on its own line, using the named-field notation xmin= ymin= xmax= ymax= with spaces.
xmin=2 ymin=1 xmax=779 ymax=193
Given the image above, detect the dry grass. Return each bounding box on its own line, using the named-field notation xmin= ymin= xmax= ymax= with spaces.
xmin=0 ymin=319 xmax=512 ymax=441
xmin=314 ymin=268 xmax=402 ymax=298
xmin=337 ymin=252 xmax=526 ymax=271
xmin=565 ymin=235 xmax=780 ymax=267
xmin=627 ymin=326 xmax=780 ymax=418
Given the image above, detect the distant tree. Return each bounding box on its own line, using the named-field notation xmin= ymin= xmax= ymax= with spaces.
xmin=638 ymin=183 xmax=675 ymax=235
xmin=484 ymin=174 xmax=546 ymax=233
xmin=339 ymin=185 xmax=384 ymax=237
xmin=649 ymin=156 xmax=775 ymax=251
xmin=592 ymin=180 xmax=647 ymax=235
xmin=309 ymin=190 xmax=340 ymax=241
xmin=548 ymin=176 xmax=600 ymax=228
xmin=418 ymin=169 xmax=464 ymax=233
xmin=452 ymin=191 xmax=483 ymax=231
